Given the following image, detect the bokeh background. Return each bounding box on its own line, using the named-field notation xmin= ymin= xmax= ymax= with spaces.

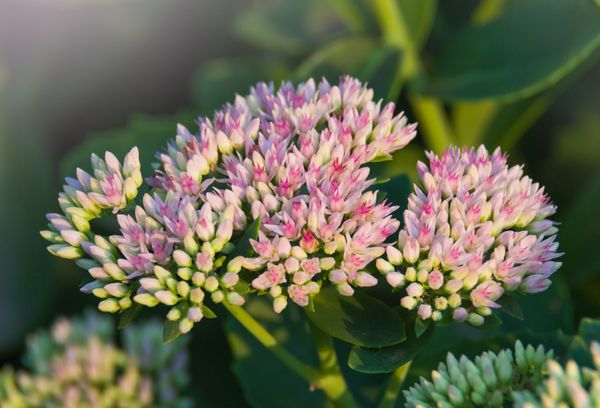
xmin=1 ymin=0 xmax=599 ymax=405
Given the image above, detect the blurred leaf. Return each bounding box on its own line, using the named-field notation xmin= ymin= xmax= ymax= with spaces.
xmin=421 ymin=0 xmax=600 ymax=102
xmin=224 ymin=298 xmax=329 ymax=408
xmin=368 ymin=145 xmax=424 ymax=181
xmin=61 ymin=111 xmax=198 ymax=179
xmin=191 ymin=57 xmax=289 ymax=112
xmin=347 ymin=323 xmax=433 ymax=374
xmin=398 ymin=0 xmax=437 ymax=49
xmin=559 ymin=175 xmax=600 ymax=283
xmin=0 ymin=115 xmax=57 ymax=354
xmin=294 ymin=36 xmax=402 ymax=100
xmin=233 ymin=0 xmax=345 ymax=55
xmin=579 ymin=318 xmax=600 ymax=345
xmin=498 ymin=294 xmax=524 ymax=321
xmin=370 ymin=173 xmax=412 ymax=217
xmin=451 ymin=101 xmax=498 ymax=145
xmin=306 ymin=286 xmax=406 ymax=347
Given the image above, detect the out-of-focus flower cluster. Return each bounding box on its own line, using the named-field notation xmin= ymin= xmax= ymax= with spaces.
xmin=376 ymin=146 xmax=561 ymax=326
xmin=404 ymin=341 xmax=553 ymax=407
xmin=513 ymin=342 xmax=600 ymax=408
xmin=42 ymin=76 xmax=417 ymax=333
xmin=404 ymin=341 xmax=600 ymax=408
xmin=0 ymin=312 xmax=190 ymax=408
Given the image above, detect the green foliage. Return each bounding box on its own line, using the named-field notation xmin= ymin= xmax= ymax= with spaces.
xmin=192 ymin=57 xmax=289 ymax=112
xmin=348 ymin=321 xmax=434 ymax=374
xmin=421 ymin=0 xmax=600 ymax=102
xmin=61 ymin=111 xmax=199 ymax=179
xmin=232 ymin=0 xmax=345 ymax=55
xmin=224 ymin=298 xmax=329 ymax=408
xmin=306 ymin=286 xmax=406 ymax=348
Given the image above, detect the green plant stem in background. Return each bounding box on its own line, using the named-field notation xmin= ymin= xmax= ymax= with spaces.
xmin=378 ymin=360 xmax=412 ymax=408
xmin=225 ymin=303 xmax=359 ymax=407
xmin=372 ymin=0 xmax=455 ymax=152
xmin=223 ymin=303 xmax=320 ymax=383
xmin=308 ymin=320 xmax=359 ymax=408
xmin=326 ymin=0 xmax=366 ymax=33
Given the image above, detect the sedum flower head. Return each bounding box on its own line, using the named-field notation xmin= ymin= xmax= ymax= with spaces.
xmin=403 ymin=340 xmax=553 ymax=407
xmin=149 ymin=76 xmax=416 ymax=312
xmin=513 ymin=342 xmax=600 ymax=408
xmin=0 ymin=312 xmax=190 ymax=408
xmin=376 ymin=145 xmax=562 ymax=325
xmin=43 ymin=76 xmax=417 ymax=331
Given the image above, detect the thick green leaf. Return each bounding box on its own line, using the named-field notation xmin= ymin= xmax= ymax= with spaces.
xmin=421 ymin=0 xmax=600 ymax=101
xmin=118 ymin=304 xmax=143 ymax=330
xmin=163 ymin=319 xmax=181 ymax=344
xmin=348 ymin=322 xmax=434 ymax=374
xmin=191 ymin=57 xmax=289 ymax=112
xmin=224 ymin=298 xmax=329 ymax=408
xmin=306 ymin=286 xmax=406 ymax=347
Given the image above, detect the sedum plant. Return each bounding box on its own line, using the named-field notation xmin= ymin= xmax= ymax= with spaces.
xmin=404 ymin=341 xmax=600 ymax=408
xmin=0 ymin=312 xmax=190 ymax=408
xmin=41 ymin=77 xmax=567 ymax=407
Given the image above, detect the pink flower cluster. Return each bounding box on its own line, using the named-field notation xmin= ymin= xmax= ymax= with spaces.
xmin=151 ymin=77 xmax=416 ymax=312
xmin=376 ymin=146 xmax=561 ymax=325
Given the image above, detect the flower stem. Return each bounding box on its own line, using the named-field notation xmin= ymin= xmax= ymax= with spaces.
xmin=372 ymin=0 xmax=456 ymax=152
xmin=378 ymin=360 xmax=413 ymax=408
xmin=223 ymin=302 xmax=320 ymax=383
xmin=308 ymin=320 xmax=360 ymax=408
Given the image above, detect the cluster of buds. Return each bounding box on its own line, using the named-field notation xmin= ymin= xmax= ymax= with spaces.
xmin=41 ymin=148 xmax=142 ymax=260
xmin=83 ymin=191 xmax=247 ymax=334
xmin=513 ymin=342 xmax=600 ymax=408
xmin=192 ymin=76 xmax=415 ymax=312
xmin=0 ymin=312 xmax=190 ymax=408
xmin=376 ymin=145 xmax=561 ymax=325
xmin=403 ymin=341 xmax=553 ymax=407
xmin=43 ymin=77 xmax=562 ymax=335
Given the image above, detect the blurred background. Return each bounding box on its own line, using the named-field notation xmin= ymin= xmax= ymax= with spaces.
xmin=1 ymin=0 xmax=599 ymax=406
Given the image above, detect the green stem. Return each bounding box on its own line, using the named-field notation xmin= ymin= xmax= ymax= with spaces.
xmin=372 ymin=0 xmax=456 ymax=151
xmin=223 ymin=302 xmax=320 ymax=383
xmin=409 ymin=93 xmax=456 ymax=152
xmin=378 ymin=360 xmax=413 ymax=408
xmin=308 ymin=321 xmax=360 ymax=408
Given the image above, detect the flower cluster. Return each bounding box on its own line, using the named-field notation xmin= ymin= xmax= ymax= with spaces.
xmin=42 ymin=148 xmax=142 ymax=260
xmin=403 ymin=341 xmax=554 ymax=407
xmin=376 ymin=146 xmax=561 ymax=325
xmin=43 ymin=76 xmax=417 ymax=329
xmin=149 ymin=77 xmax=417 ymax=312
xmin=0 ymin=312 xmax=190 ymax=408
xmin=513 ymin=342 xmax=600 ymax=408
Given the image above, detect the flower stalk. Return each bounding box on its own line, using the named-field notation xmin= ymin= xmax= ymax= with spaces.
xmin=308 ymin=320 xmax=359 ymax=408
xmin=378 ymin=360 xmax=412 ymax=408
xmin=223 ymin=302 xmax=320 ymax=383
xmin=372 ymin=0 xmax=456 ymax=152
